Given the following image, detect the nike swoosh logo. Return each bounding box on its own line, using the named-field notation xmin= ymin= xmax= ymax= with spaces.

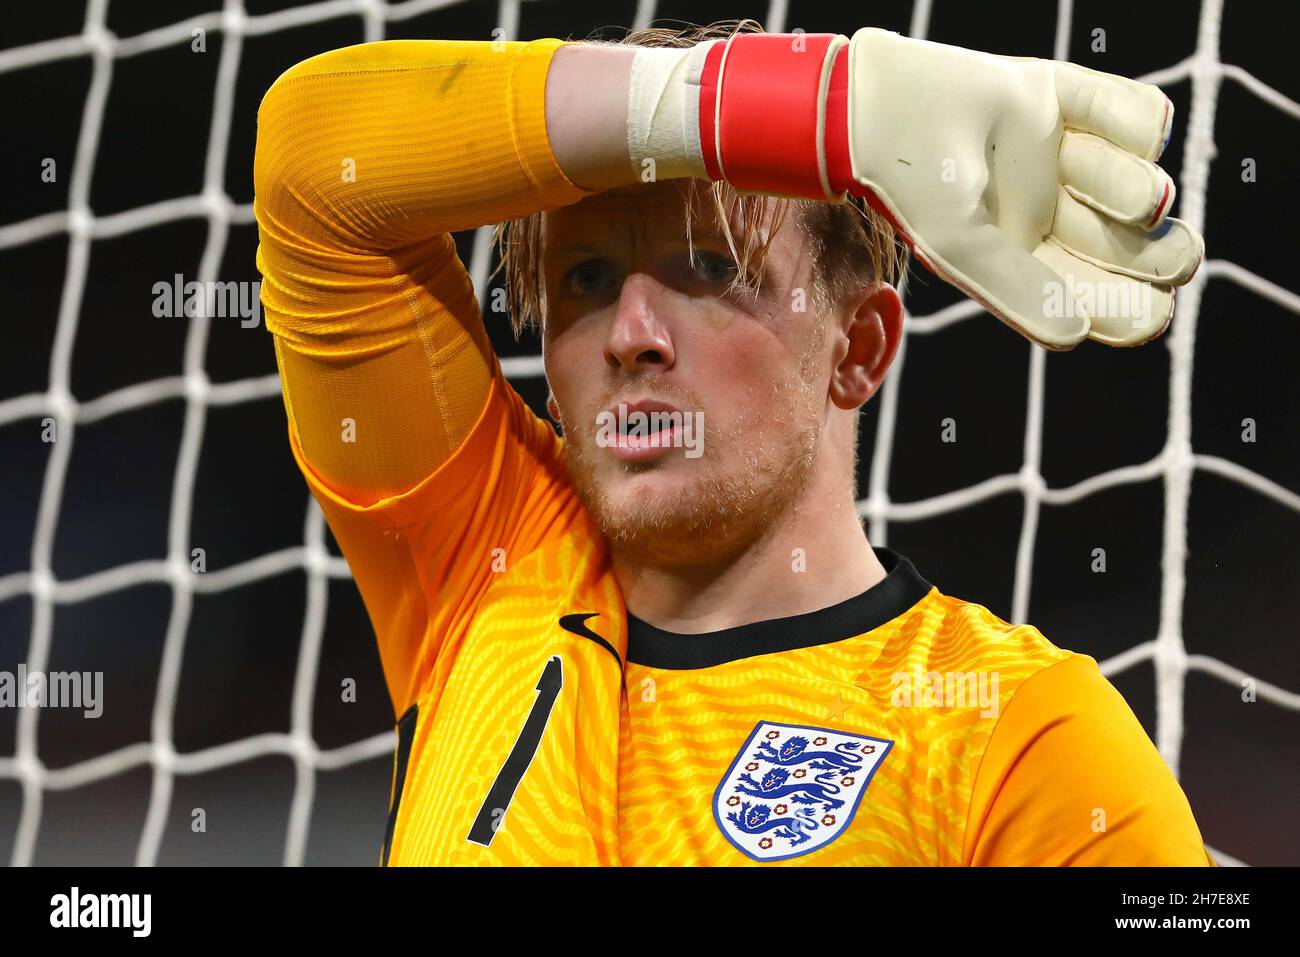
xmin=558 ymin=613 xmax=622 ymax=667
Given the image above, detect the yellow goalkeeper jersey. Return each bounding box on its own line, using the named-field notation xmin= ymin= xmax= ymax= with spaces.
xmin=252 ymin=38 xmax=1213 ymax=866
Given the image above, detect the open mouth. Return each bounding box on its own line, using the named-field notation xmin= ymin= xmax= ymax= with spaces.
xmin=602 ymin=399 xmax=685 ymax=459
xmin=616 ymin=420 xmax=677 ymax=447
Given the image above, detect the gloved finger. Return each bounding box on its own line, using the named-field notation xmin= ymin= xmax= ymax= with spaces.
xmin=1060 ymin=131 xmax=1176 ymax=228
xmin=918 ymin=222 xmax=1091 ymax=349
xmin=1051 ymin=187 xmax=1203 ymax=285
xmin=1053 ymin=61 xmax=1173 ymax=162
xmin=1035 ymin=241 xmax=1174 ymax=346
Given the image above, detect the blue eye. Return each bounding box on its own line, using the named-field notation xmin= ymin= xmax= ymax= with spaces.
xmin=691 ymin=252 xmax=740 ymax=284
xmin=563 ymin=259 xmax=615 ymax=296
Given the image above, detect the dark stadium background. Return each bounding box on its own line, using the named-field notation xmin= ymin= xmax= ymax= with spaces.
xmin=1 ymin=0 xmax=1296 ymax=866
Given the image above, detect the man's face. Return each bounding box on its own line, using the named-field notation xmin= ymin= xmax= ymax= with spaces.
xmin=541 ymin=180 xmax=834 ymax=566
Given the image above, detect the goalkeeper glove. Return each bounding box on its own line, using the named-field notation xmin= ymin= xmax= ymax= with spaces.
xmin=627 ymin=29 xmax=1204 ymax=349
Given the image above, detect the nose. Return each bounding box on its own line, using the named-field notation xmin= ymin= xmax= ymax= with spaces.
xmin=604 ymin=273 xmax=675 ymax=373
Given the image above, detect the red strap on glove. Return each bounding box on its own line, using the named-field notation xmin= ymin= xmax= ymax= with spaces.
xmin=696 ymin=32 xmax=922 ymax=259
xmin=699 ymin=33 xmax=843 ymax=200
xmin=824 ymin=46 xmax=852 ymax=194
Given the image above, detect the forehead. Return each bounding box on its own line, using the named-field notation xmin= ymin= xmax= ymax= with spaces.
xmin=542 ymin=179 xmax=794 ymax=254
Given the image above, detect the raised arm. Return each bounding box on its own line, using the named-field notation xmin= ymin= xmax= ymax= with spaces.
xmin=253 ymin=39 xmax=640 ymax=712
xmin=255 ymin=28 xmax=1202 ymax=506
xmin=254 ymin=39 xmax=638 ymax=507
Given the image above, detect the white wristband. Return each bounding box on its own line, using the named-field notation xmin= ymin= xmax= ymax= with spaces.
xmin=626 ymin=42 xmax=717 ymax=183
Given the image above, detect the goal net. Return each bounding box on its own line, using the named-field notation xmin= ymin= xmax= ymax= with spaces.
xmin=0 ymin=0 xmax=1296 ymax=866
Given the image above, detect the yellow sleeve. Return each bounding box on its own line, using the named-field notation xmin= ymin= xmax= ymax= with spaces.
xmin=252 ymin=39 xmax=592 ymax=715
xmin=963 ymin=654 xmax=1214 ymax=866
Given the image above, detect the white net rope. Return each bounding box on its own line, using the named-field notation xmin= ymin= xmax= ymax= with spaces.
xmin=0 ymin=0 xmax=1296 ymax=868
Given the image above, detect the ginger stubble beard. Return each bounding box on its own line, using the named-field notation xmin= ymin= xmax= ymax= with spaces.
xmin=559 ymin=316 xmax=828 ymax=569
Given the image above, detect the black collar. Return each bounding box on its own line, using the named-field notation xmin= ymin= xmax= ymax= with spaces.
xmin=625 ymin=547 xmax=932 ymax=670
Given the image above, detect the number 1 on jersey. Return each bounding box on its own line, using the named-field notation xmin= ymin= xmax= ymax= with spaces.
xmin=466 ymin=654 xmax=564 ymax=846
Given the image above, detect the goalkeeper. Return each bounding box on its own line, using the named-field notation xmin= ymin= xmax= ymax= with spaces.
xmin=253 ymin=20 xmax=1211 ymax=865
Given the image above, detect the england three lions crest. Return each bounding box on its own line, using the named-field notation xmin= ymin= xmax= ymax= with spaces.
xmin=714 ymin=721 xmax=893 ymax=862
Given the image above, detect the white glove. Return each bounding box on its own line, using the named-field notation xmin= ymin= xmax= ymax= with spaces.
xmin=846 ymin=28 xmax=1204 ymax=349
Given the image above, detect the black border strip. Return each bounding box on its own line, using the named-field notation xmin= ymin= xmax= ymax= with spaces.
xmin=381 ymin=702 xmax=419 ymax=866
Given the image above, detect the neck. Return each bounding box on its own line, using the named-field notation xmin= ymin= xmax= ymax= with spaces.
xmin=611 ymin=465 xmax=887 ymax=634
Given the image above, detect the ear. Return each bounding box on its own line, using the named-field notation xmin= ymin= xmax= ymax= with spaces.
xmin=829 ymin=282 xmax=904 ymax=412
xmin=546 ymin=391 xmax=562 ymax=427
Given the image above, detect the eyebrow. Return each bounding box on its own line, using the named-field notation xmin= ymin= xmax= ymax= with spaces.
xmin=552 ymin=242 xmax=601 ymax=257
xmin=552 ymin=228 xmax=732 ymax=254
xmin=546 ymin=214 xmax=734 ymax=262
